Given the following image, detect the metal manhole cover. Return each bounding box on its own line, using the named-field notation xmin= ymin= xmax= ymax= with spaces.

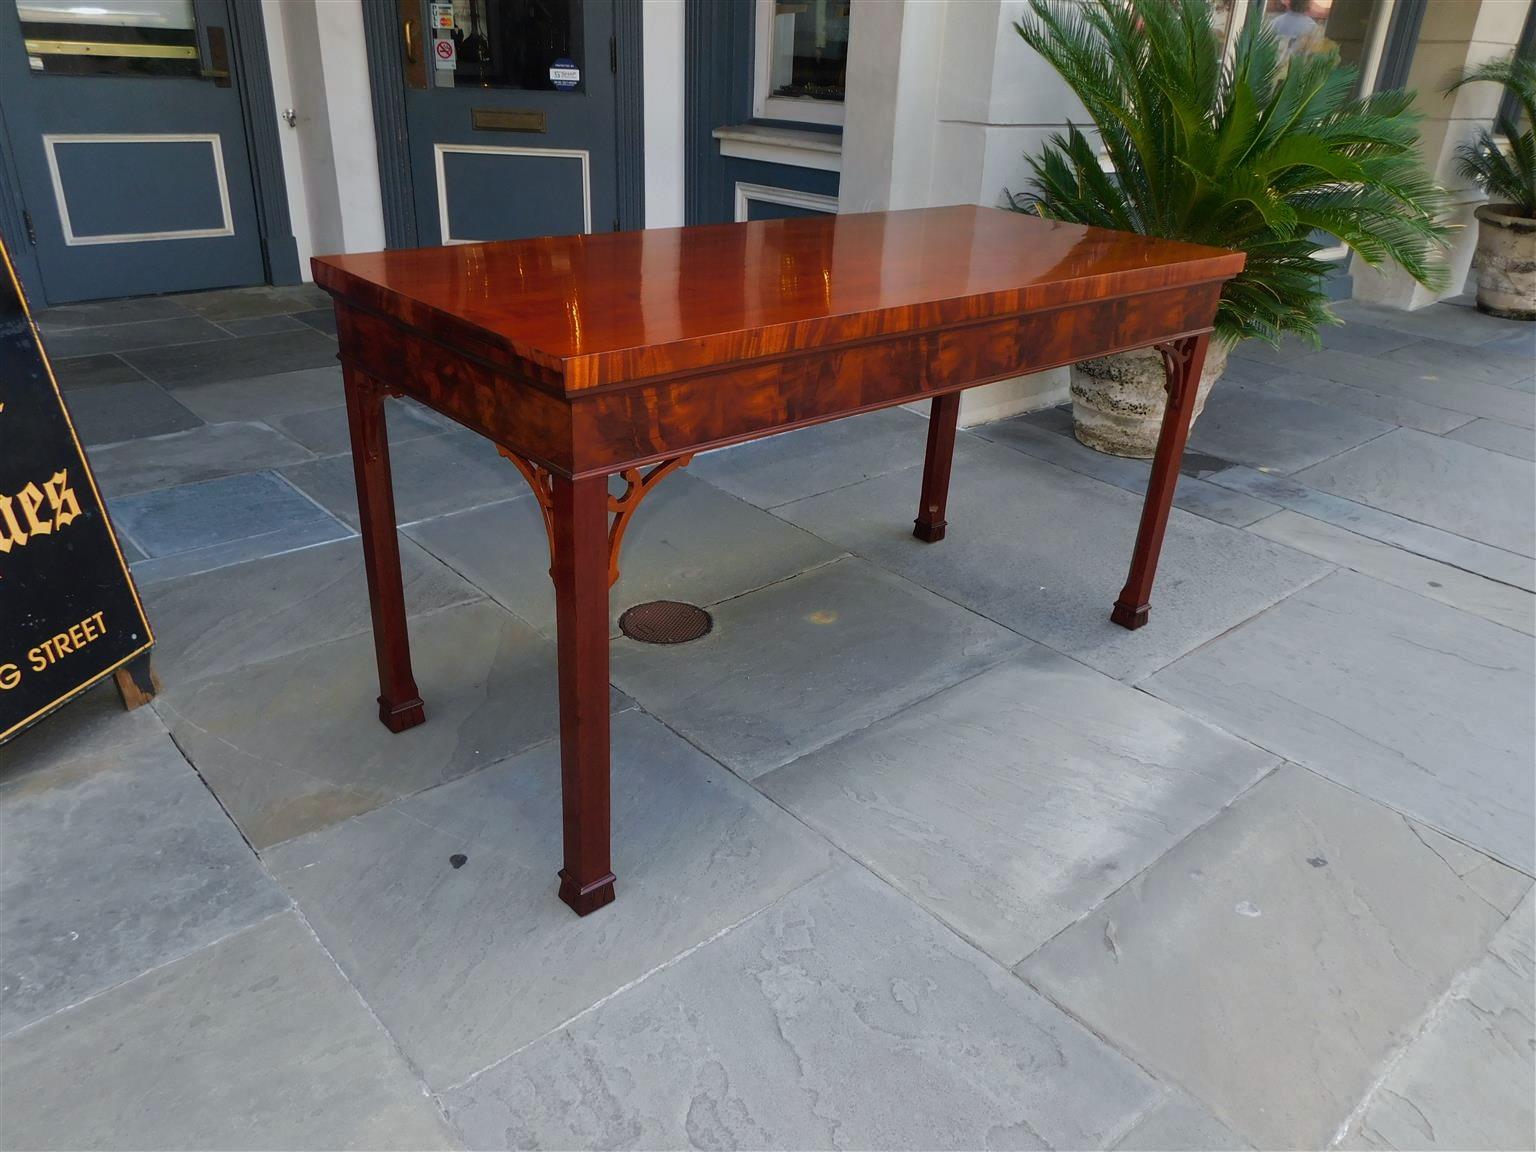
xmin=618 ymin=600 xmax=713 ymax=644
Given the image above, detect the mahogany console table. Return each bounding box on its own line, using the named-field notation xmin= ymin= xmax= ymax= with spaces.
xmin=313 ymin=205 xmax=1244 ymax=916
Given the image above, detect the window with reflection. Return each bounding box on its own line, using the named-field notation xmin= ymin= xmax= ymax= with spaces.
xmin=15 ymin=0 xmax=199 ymax=77
xmin=765 ymin=0 xmax=848 ymax=104
xmin=443 ymin=0 xmax=584 ymax=92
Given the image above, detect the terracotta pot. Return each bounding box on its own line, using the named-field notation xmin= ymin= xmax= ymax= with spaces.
xmin=1472 ymin=203 xmax=1536 ymax=321
xmin=1068 ymin=339 xmax=1231 ymax=458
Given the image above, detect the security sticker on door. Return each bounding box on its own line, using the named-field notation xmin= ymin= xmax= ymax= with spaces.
xmin=434 ymin=35 xmax=457 ymax=69
xmin=430 ymin=2 xmax=454 ymax=29
xmin=549 ymin=58 xmax=580 ymax=90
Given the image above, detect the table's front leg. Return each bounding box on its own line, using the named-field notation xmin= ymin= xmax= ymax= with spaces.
xmin=914 ymin=391 xmax=962 ymax=543
xmin=1112 ymin=332 xmax=1211 ymax=630
xmin=342 ymin=364 xmax=425 ymax=731
xmin=551 ymin=472 xmax=617 ymax=916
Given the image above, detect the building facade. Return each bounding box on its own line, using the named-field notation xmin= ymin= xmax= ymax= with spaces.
xmin=1 ymin=0 xmax=1530 ymax=414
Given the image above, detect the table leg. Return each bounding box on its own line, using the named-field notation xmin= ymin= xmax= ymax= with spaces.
xmin=1112 ymin=333 xmax=1211 ymax=630
xmin=551 ymin=472 xmax=617 ymax=916
xmin=914 ymin=391 xmax=962 ymax=543
xmin=343 ymin=365 xmax=425 ymax=732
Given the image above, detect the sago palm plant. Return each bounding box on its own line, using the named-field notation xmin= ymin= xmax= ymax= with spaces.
xmin=1009 ymin=0 xmax=1451 ymax=347
xmin=1448 ymin=54 xmax=1536 ymax=217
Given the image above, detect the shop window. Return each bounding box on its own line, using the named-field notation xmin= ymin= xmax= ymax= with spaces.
xmin=14 ymin=0 xmax=199 ymax=78
xmin=753 ymin=0 xmax=849 ymax=127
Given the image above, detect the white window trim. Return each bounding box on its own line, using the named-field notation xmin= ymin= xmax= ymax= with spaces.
xmin=752 ymin=0 xmax=845 ymax=127
xmin=733 ymin=181 xmax=839 ymax=223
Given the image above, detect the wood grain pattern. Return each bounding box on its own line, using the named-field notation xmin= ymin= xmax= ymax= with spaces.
xmin=318 ymin=206 xmax=1245 ymax=916
xmin=314 ymin=206 xmax=1243 ymax=392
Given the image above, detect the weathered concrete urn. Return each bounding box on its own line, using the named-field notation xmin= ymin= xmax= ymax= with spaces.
xmin=1472 ymin=204 xmax=1536 ymax=320
xmin=1068 ymin=338 xmax=1232 ymax=458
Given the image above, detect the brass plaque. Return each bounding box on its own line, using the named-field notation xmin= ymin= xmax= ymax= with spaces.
xmin=472 ymin=108 xmax=547 ymax=133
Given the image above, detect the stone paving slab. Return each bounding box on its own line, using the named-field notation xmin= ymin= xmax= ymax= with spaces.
xmin=1209 ymin=464 xmax=1536 ymax=591
xmin=689 ymin=407 xmax=953 ymax=509
xmin=268 ymin=710 xmax=840 ymax=1091
xmin=63 ymin=378 xmax=202 ymax=445
xmin=776 ymin=440 xmax=1330 ymax=682
xmin=405 ymin=473 xmax=844 ymax=640
xmin=975 ymin=416 xmax=1279 ymax=527
xmin=171 ymin=365 xmax=344 ymax=423
xmin=36 ymin=295 xmax=192 ymax=334
xmin=1147 ymin=570 xmax=1536 ymax=874
xmin=49 ymin=352 xmax=147 ymax=389
xmin=1330 ymin=298 xmax=1521 ymax=347
xmin=610 ymin=557 xmax=1025 ymax=780
xmin=1445 ymin=416 xmax=1536 ymax=461
xmin=1258 ymin=370 xmax=1478 ymax=434
xmin=213 ymin=313 xmax=306 ymax=337
xmin=142 ymin=534 xmax=481 ymax=686
xmin=268 ymin=398 xmax=446 ymax=457
xmin=758 ymin=648 xmax=1276 ymax=965
xmin=0 ymin=912 xmax=457 ymax=1152
xmin=0 ymin=681 xmax=166 ymax=784
xmin=87 ymin=420 xmax=316 ymax=498
xmin=1018 ymin=765 xmax=1525 ymax=1151
xmin=1248 ymin=509 xmax=1535 ymax=635
xmin=1110 ymin=1090 xmax=1254 ymax=1151
xmin=0 ymin=737 xmax=288 ymax=1037
xmin=1380 ymin=334 xmax=1536 ymax=391
xmin=1187 ymin=379 xmax=1396 ymax=473
xmin=42 ymin=315 xmax=227 ymax=360
xmin=443 ymin=865 xmax=1161 ymax=1151
xmin=160 ymin=600 xmax=615 ymax=849
xmin=122 ymin=328 xmax=339 ymax=389
xmin=1341 ymin=892 xmax=1535 ymax=1152
xmin=1296 ymin=349 xmax=1536 ymax=429
xmin=110 ymin=471 xmax=352 ymax=586
xmin=1295 ymin=427 xmax=1535 ymax=558
xmin=282 ymin=430 xmax=521 ymax=529
xmin=174 ymin=283 xmax=332 ymax=322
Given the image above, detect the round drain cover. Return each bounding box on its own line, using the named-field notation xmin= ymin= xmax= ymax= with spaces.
xmin=619 ymin=600 xmax=713 ymax=644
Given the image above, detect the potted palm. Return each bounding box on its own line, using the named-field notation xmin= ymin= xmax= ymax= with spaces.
xmin=1010 ymin=0 xmax=1450 ymax=457
xmin=1448 ymin=56 xmax=1535 ymax=320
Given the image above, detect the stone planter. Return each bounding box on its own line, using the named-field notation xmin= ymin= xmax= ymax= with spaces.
xmin=1068 ymin=338 xmax=1231 ymax=458
xmin=1472 ymin=203 xmax=1536 ymax=321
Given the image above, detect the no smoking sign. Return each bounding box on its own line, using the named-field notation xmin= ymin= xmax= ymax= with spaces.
xmin=434 ymin=35 xmax=456 ymax=68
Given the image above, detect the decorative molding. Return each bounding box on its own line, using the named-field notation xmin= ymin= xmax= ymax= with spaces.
xmin=613 ymin=0 xmax=644 ymax=231
xmin=433 ymin=143 xmax=591 ymax=242
xmin=43 ymin=134 xmax=234 ymax=246
xmin=496 ymin=445 xmax=693 ymax=587
xmin=361 ymin=0 xmax=417 ymax=249
xmin=714 ymin=124 xmax=841 ymax=172
xmin=733 ymin=181 xmax=837 ymax=222
xmin=228 ymin=0 xmax=299 ymax=283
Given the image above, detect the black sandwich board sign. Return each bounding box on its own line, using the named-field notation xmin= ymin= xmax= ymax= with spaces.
xmin=0 ymin=237 xmax=154 ymax=744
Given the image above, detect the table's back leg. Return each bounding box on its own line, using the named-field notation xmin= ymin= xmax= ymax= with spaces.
xmin=342 ymin=364 xmax=425 ymax=731
xmin=1112 ymin=333 xmax=1211 ymax=630
xmin=914 ymin=391 xmax=962 ymax=543
xmin=551 ymin=472 xmax=617 ymax=916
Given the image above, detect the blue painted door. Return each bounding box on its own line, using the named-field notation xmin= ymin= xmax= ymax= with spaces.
xmin=0 ymin=0 xmax=266 ymax=303
xmin=401 ymin=0 xmax=617 ymax=244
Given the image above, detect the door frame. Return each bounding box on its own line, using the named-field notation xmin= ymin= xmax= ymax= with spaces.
xmin=0 ymin=0 xmax=298 ymax=302
xmin=360 ymin=0 xmax=645 ymax=249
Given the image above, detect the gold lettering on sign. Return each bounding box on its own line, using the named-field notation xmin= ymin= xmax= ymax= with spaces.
xmin=0 ymin=469 xmax=80 ymax=553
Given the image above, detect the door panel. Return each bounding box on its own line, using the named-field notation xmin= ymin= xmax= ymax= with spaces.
xmin=0 ymin=0 xmax=266 ymax=303
xmin=402 ymin=0 xmax=617 ymax=244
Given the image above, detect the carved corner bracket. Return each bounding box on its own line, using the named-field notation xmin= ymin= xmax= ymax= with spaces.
xmin=1152 ymin=336 xmax=1201 ymax=415
xmin=496 ymin=447 xmax=693 ymax=588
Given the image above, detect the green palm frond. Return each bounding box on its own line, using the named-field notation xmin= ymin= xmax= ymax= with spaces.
xmin=1447 ymin=54 xmax=1536 ymax=217
xmin=1010 ymin=0 xmax=1452 ymax=346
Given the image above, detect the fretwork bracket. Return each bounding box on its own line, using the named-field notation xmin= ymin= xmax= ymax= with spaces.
xmin=496 ymin=448 xmax=693 ymax=588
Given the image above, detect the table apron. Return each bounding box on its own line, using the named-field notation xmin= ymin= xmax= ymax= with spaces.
xmin=335 ymin=280 xmax=1222 ymax=478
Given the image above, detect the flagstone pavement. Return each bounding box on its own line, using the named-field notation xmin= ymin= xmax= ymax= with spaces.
xmin=2 ymin=284 xmax=1533 ymax=1151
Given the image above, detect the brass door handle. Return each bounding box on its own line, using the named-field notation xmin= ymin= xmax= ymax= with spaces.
xmin=403 ymin=17 xmax=418 ymax=64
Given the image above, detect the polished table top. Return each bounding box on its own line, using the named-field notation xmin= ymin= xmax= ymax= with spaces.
xmin=312 ymin=205 xmax=1243 ymax=392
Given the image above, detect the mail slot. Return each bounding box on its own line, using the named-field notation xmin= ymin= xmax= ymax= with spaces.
xmin=471 ymin=108 xmax=547 ymax=133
